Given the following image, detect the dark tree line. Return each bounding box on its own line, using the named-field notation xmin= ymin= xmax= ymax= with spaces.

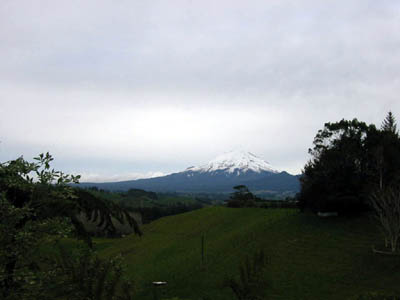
xmin=133 ymin=203 xmax=203 ymax=224
xmin=298 ymin=112 xmax=400 ymax=214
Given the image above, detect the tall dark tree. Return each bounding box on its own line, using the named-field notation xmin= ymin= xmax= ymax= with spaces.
xmin=298 ymin=119 xmax=378 ymax=213
xmin=381 ymin=111 xmax=398 ymax=135
xmin=299 ymin=114 xmax=400 ymax=214
xmin=375 ymin=112 xmax=400 ymax=189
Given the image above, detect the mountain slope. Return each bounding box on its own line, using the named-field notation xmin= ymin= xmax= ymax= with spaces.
xmin=80 ymin=151 xmax=300 ymax=194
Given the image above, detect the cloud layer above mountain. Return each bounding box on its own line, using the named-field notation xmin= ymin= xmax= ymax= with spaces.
xmin=1 ymin=0 xmax=399 ymax=179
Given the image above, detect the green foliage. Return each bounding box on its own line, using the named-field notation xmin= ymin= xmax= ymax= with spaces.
xmin=137 ymin=204 xmax=203 ymax=224
xmin=0 ymin=195 xmax=74 ymax=299
xmin=2 ymin=242 xmax=135 ymax=300
xmin=74 ymin=188 xmax=142 ymax=237
xmin=0 ymin=153 xmax=78 ymax=298
xmin=48 ymin=244 xmax=135 ymax=300
xmin=225 ymin=250 xmax=268 ymax=300
xmin=299 ymin=118 xmax=373 ymax=213
xmin=0 ymin=153 xmax=139 ymax=299
xmin=299 ymin=114 xmax=400 ymax=214
xmin=87 ymin=188 xmax=204 ymax=224
xmin=87 ymin=188 xmax=200 ymax=209
xmin=227 ymin=185 xmax=257 ymax=208
xmin=88 ymin=187 xmax=159 ymax=208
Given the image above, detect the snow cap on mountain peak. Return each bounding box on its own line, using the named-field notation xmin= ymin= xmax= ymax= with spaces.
xmin=187 ymin=150 xmax=278 ymax=174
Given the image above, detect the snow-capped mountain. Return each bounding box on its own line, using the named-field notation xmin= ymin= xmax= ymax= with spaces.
xmin=186 ymin=150 xmax=278 ymax=174
xmin=80 ymin=150 xmax=300 ymax=196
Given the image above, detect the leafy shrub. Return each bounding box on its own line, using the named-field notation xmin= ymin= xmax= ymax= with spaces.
xmin=0 ymin=154 xmax=139 ymax=299
xmin=47 ymin=244 xmax=135 ymax=300
xmin=225 ymin=250 xmax=268 ymax=300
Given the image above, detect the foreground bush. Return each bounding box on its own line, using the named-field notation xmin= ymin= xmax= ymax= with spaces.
xmin=0 ymin=153 xmax=139 ymax=299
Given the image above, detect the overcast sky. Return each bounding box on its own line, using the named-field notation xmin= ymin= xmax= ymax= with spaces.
xmin=1 ymin=0 xmax=399 ymax=182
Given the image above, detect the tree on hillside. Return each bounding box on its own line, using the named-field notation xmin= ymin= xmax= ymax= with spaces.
xmin=299 ymin=113 xmax=400 ymax=214
xmin=298 ymin=119 xmax=376 ymax=213
xmin=227 ymin=185 xmax=256 ymax=208
xmin=0 ymin=153 xmax=141 ymax=299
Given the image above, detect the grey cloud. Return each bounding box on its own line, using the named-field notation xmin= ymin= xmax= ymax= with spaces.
xmin=2 ymin=1 xmax=399 ymax=96
xmin=1 ymin=0 xmax=399 ymax=178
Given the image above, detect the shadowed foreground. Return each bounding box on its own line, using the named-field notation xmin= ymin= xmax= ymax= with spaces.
xmin=97 ymin=207 xmax=400 ymax=300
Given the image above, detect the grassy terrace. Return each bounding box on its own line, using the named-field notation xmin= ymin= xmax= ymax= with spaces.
xmin=95 ymin=207 xmax=400 ymax=300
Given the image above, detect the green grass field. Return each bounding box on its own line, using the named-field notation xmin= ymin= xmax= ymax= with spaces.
xmin=95 ymin=207 xmax=400 ymax=300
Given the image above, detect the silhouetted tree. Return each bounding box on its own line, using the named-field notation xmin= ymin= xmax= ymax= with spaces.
xmin=381 ymin=111 xmax=398 ymax=135
xmin=376 ymin=112 xmax=400 ymax=188
xmin=299 ymin=119 xmax=375 ymax=213
xmin=299 ymin=113 xmax=400 ymax=214
xmin=227 ymin=185 xmax=256 ymax=208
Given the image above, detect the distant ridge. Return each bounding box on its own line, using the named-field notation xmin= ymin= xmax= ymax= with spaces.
xmin=79 ymin=150 xmax=300 ymax=196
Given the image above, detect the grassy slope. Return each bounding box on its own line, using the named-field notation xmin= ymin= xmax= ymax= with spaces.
xmin=96 ymin=207 xmax=400 ymax=300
